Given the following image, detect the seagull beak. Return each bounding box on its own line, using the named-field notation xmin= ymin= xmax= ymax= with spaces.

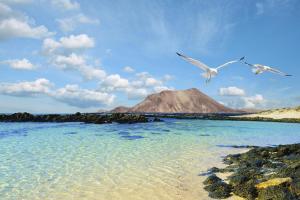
xmin=239 ymin=56 xmax=245 ymax=61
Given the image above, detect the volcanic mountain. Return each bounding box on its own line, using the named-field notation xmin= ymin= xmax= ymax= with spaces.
xmin=110 ymin=88 xmax=238 ymax=113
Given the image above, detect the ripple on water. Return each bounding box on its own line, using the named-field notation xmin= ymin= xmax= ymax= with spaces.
xmin=1 ymin=120 xmax=300 ymax=200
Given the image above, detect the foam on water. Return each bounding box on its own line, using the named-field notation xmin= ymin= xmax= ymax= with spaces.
xmin=0 ymin=120 xmax=300 ymax=200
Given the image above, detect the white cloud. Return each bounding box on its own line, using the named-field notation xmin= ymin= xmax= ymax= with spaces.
xmin=51 ymin=0 xmax=80 ymax=10
xmin=0 ymin=18 xmax=53 ymax=40
xmin=57 ymin=14 xmax=99 ymax=32
xmin=153 ymin=86 xmax=173 ymax=93
xmin=42 ymin=38 xmax=61 ymax=55
xmin=42 ymin=34 xmax=94 ymax=53
xmin=79 ymin=65 xmax=106 ymax=80
xmin=53 ymin=53 xmax=86 ymax=69
xmin=42 ymin=35 xmax=104 ymax=81
xmin=0 ymin=78 xmax=52 ymax=96
xmin=51 ymin=53 xmax=106 ymax=80
xmin=145 ymin=77 xmax=162 ymax=87
xmin=0 ymin=3 xmax=53 ymax=40
xmin=0 ymin=79 xmax=114 ymax=108
xmin=219 ymin=86 xmax=245 ymax=96
xmin=242 ymin=94 xmax=265 ymax=109
xmin=101 ymin=74 xmax=130 ymax=91
xmin=60 ymin=34 xmax=95 ymax=50
xmin=123 ymin=66 xmax=134 ymax=73
xmin=51 ymin=84 xmax=114 ymax=108
xmin=126 ymin=88 xmax=148 ymax=100
xmin=2 ymin=58 xmax=36 ymax=70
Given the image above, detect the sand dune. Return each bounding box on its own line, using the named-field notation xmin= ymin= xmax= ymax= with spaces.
xmin=237 ymin=106 xmax=300 ymax=119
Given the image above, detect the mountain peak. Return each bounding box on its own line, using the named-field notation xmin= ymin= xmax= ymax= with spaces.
xmin=111 ymin=88 xmax=238 ymax=113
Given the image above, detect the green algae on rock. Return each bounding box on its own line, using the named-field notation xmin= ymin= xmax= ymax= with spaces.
xmin=203 ymin=143 xmax=300 ymax=200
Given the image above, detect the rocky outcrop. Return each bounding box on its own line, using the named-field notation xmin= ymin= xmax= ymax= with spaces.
xmin=203 ymin=143 xmax=300 ymax=199
xmin=0 ymin=112 xmax=149 ymax=124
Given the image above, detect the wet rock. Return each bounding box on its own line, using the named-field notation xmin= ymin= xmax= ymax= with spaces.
xmin=290 ymin=179 xmax=300 ymax=196
xmin=203 ymin=174 xmax=222 ymax=185
xmin=0 ymin=112 xmax=150 ymax=124
xmin=152 ymin=117 xmax=162 ymax=122
xmin=232 ymin=179 xmax=257 ymax=200
xmin=203 ymin=143 xmax=300 ymax=199
xmin=256 ymin=177 xmax=292 ymax=189
xmin=204 ymin=181 xmax=232 ymax=199
xmin=257 ymin=184 xmax=297 ymax=200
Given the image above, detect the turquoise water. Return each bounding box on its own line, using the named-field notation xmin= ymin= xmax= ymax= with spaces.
xmin=0 ymin=120 xmax=300 ymax=200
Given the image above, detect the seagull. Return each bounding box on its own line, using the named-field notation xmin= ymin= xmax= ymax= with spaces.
xmin=176 ymin=52 xmax=244 ymax=83
xmin=243 ymin=61 xmax=292 ymax=76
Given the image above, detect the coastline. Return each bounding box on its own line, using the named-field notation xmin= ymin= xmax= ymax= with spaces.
xmin=202 ymin=143 xmax=300 ymax=199
xmin=1 ymin=112 xmax=300 ymax=124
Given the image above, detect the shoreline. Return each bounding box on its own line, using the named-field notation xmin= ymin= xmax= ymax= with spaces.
xmin=202 ymin=143 xmax=300 ymax=199
xmin=1 ymin=112 xmax=300 ymax=124
xmin=0 ymin=112 xmax=153 ymax=124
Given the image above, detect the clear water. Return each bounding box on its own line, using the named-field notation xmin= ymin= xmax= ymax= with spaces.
xmin=0 ymin=119 xmax=300 ymax=200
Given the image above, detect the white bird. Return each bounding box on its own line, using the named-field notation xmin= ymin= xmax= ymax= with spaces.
xmin=176 ymin=52 xmax=244 ymax=83
xmin=243 ymin=61 xmax=292 ymax=76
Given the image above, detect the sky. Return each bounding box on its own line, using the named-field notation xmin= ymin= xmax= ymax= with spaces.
xmin=0 ymin=0 xmax=299 ymax=113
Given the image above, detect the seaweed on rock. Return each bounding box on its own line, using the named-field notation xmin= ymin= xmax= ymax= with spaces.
xmin=203 ymin=143 xmax=300 ymax=199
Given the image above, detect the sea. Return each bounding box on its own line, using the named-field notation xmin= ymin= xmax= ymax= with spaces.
xmin=1 ymin=119 xmax=300 ymax=200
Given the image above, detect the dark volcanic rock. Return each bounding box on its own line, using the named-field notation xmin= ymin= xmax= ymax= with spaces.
xmin=0 ymin=112 xmax=150 ymax=124
xmin=204 ymin=180 xmax=232 ymax=199
xmin=202 ymin=143 xmax=300 ymax=199
xmin=203 ymin=174 xmax=222 ymax=185
xmin=257 ymin=184 xmax=297 ymax=200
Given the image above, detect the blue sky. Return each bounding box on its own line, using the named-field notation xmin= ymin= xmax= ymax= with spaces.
xmin=0 ymin=0 xmax=299 ymax=113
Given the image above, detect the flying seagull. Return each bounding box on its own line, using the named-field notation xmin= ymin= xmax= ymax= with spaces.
xmin=243 ymin=61 xmax=292 ymax=76
xmin=176 ymin=52 xmax=244 ymax=83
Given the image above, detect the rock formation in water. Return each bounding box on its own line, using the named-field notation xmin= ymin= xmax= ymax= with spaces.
xmin=203 ymin=143 xmax=300 ymax=199
xmin=0 ymin=112 xmax=149 ymax=124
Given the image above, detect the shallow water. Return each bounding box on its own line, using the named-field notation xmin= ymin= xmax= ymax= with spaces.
xmin=0 ymin=119 xmax=300 ymax=200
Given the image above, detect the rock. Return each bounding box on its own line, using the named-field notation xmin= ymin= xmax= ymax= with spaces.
xmin=152 ymin=117 xmax=162 ymax=122
xmin=203 ymin=143 xmax=300 ymax=199
xmin=0 ymin=112 xmax=150 ymax=124
xmin=256 ymin=177 xmax=292 ymax=189
xmin=204 ymin=181 xmax=232 ymax=199
xmin=203 ymin=174 xmax=222 ymax=185
xmin=257 ymin=184 xmax=297 ymax=200
xmin=290 ymin=179 xmax=300 ymax=196
xmin=232 ymin=180 xmax=257 ymax=200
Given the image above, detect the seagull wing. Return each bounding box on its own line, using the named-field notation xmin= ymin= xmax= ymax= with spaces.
xmin=216 ymin=60 xmax=238 ymax=70
xmin=176 ymin=52 xmax=210 ymax=72
xmin=243 ymin=61 xmax=257 ymax=68
xmin=267 ymin=66 xmax=292 ymax=76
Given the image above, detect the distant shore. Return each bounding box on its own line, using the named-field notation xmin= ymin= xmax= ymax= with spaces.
xmin=0 ymin=112 xmax=153 ymax=124
xmin=1 ymin=112 xmax=300 ymax=124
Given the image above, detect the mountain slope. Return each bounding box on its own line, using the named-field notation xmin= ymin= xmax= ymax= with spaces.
xmin=111 ymin=88 xmax=238 ymax=113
